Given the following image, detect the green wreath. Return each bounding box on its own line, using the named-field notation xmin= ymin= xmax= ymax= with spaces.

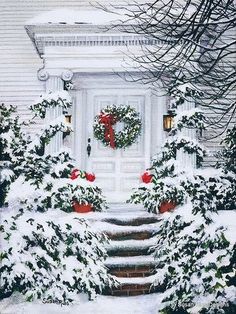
xmin=93 ymin=105 xmax=142 ymax=149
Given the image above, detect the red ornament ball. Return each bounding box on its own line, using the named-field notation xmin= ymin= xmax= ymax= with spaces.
xmin=70 ymin=169 xmax=80 ymax=180
xmin=85 ymin=172 xmax=96 ymax=182
xmin=141 ymin=171 xmax=153 ymax=184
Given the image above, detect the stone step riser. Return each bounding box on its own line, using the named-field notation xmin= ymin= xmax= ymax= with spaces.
xmin=103 ymin=217 xmax=160 ymax=226
xmin=103 ymin=205 xmax=160 ymax=296
xmin=107 ymin=248 xmax=151 ymax=257
xmin=106 ymin=231 xmax=153 ymax=241
xmin=105 ymin=283 xmax=165 ymax=296
xmin=108 ymin=265 xmax=155 ymax=278
xmin=110 ymin=270 xmax=153 ymax=278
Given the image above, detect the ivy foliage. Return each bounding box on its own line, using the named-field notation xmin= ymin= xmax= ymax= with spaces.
xmin=0 ymin=210 xmax=115 ymax=303
xmin=129 ymin=85 xmax=236 ymax=313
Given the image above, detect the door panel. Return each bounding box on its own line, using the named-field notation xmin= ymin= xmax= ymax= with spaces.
xmin=86 ymin=89 xmax=150 ymax=202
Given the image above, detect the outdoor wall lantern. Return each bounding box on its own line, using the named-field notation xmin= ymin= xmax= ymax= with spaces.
xmin=63 ymin=111 xmax=72 ymax=139
xmin=163 ymin=113 xmax=175 ymax=132
xmin=65 ymin=114 xmax=72 ymax=124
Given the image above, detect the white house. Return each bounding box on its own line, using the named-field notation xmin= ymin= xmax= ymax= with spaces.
xmin=0 ymin=1 xmax=225 ymax=202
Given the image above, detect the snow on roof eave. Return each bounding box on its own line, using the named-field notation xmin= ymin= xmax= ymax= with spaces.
xmin=26 ymin=8 xmax=126 ymax=26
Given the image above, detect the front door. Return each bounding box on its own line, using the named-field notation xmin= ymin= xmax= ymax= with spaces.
xmin=84 ymin=88 xmax=151 ymax=203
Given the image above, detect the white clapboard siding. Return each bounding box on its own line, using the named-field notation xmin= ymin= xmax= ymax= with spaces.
xmin=0 ymin=0 xmax=127 ymax=117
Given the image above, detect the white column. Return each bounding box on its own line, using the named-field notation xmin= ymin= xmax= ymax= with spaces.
xmin=46 ymin=76 xmax=64 ymax=154
xmin=177 ymin=96 xmax=196 ymax=169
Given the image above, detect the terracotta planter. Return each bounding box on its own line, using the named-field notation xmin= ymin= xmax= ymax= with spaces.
xmin=73 ymin=202 xmax=93 ymax=213
xmin=159 ymin=202 xmax=176 ymax=214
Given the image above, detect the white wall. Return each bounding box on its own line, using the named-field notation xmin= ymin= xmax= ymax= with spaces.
xmin=0 ymin=0 xmax=129 ymax=118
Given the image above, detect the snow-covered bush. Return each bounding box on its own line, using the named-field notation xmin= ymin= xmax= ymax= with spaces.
xmin=0 ymin=210 xmax=114 ymax=303
xmin=7 ymin=175 xmax=106 ymax=213
xmin=153 ymin=203 xmax=236 ymax=314
xmin=129 ymin=86 xmax=206 ymax=213
xmin=0 ymin=104 xmax=23 ymax=206
xmin=215 ymin=126 xmax=236 ymax=211
xmin=1 ymin=92 xmax=107 ymax=212
xmin=129 ymin=86 xmax=234 ymax=215
xmin=129 ymin=85 xmax=236 ymax=313
xmin=30 ymin=91 xmax=72 ymax=119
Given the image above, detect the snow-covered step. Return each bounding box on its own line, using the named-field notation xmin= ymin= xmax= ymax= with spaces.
xmin=109 ymin=264 xmax=156 ymax=278
xmin=107 ymin=230 xmax=154 ymax=241
xmin=105 ymin=255 xmax=156 ymax=267
xmin=107 ymin=237 xmax=156 ymax=257
xmin=103 ymin=216 xmax=160 ymax=226
xmin=102 ymin=203 xmax=161 ymax=297
xmin=107 ymin=203 xmax=147 ymax=213
xmin=115 ymin=274 xmax=156 ymax=285
xmin=96 ymin=221 xmax=160 ymax=234
xmin=108 ymin=246 xmax=151 ymax=257
xmin=107 ymin=282 xmax=159 ymax=297
xmin=75 ymin=211 xmax=159 ymax=222
xmin=107 ymin=237 xmax=157 ymax=250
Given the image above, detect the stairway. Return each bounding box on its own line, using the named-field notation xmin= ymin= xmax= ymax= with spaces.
xmin=100 ymin=204 xmax=163 ymax=296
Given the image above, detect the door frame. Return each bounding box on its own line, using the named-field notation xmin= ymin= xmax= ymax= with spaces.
xmin=70 ymin=73 xmax=166 ymax=202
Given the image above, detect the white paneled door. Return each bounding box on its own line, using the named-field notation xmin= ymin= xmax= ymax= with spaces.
xmin=85 ymin=88 xmax=151 ymax=202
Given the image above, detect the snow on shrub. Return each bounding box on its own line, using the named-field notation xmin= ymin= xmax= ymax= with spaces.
xmin=0 ymin=93 xmax=110 ymax=303
xmin=0 ymin=104 xmax=25 ymax=206
xmin=129 ymin=85 xmax=236 ymax=313
xmin=215 ymin=126 xmax=236 ymax=211
xmin=30 ymin=91 xmax=72 ymax=119
xmin=0 ymin=210 xmax=115 ymax=303
xmin=152 ymin=203 xmax=236 ymax=314
xmin=1 ymin=92 xmax=107 ymax=212
xmin=7 ymin=175 xmax=107 ymax=213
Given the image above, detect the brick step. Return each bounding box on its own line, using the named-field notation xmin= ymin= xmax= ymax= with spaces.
xmin=103 ymin=217 xmax=160 ymax=226
xmin=106 ymin=255 xmax=156 ymax=268
xmin=105 ymin=282 xmax=164 ymax=296
xmin=106 ymin=230 xmax=154 ymax=241
xmin=107 ymin=246 xmax=151 ymax=257
xmin=110 ymin=283 xmax=153 ymax=296
xmin=109 ymin=265 xmax=155 ymax=278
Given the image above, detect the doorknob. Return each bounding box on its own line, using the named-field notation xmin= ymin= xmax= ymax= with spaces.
xmin=87 ymin=138 xmax=92 ymax=157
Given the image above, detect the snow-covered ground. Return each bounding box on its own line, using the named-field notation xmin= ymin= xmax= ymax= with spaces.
xmin=0 ymin=293 xmax=162 ymax=314
xmin=0 ymin=208 xmax=235 ymax=314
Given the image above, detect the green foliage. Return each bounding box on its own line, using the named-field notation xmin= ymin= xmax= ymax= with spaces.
xmin=8 ymin=176 xmax=107 ymax=213
xmin=0 ymin=210 xmax=115 ymax=303
xmin=0 ymin=104 xmax=23 ymax=206
xmin=129 ymin=85 xmax=236 ymax=313
xmin=30 ymin=92 xmax=71 ymax=119
xmin=1 ymin=92 xmax=107 ymax=212
xmin=215 ymin=126 xmax=236 ymax=210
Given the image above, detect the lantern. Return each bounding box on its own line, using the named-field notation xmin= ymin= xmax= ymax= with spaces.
xmin=63 ymin=111 xmax=72 ymax=139
xmin=163 ymin=114 xmax=174 ymax=132
xmin=65 ymin=114 xmax=72 ymax=124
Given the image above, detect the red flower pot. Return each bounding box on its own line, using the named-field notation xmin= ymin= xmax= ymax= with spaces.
xmin=73 ymin=202 xmax=93 ymax=213
xmin=159 ymin=202 xmax=176 ymax=214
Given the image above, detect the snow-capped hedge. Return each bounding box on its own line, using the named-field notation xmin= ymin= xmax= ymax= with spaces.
xmin=130 ymin=86 xmax=236 ymax=313
xmin=1 ymin=93 xmax=108 ymax=212
xmin=7 ymin=175 xmax=107 ymax=212
xmin=0 ymin=210 xmax=114 ymax=303
xmin=153 ymin=203 xmax=236 ymax=314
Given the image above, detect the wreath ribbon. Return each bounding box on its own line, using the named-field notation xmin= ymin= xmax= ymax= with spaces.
xmin=99 ymin=114 xmax=116 ymax=148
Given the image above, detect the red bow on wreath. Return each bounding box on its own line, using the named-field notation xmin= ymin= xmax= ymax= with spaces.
xmin=99 ymin=113 xmax=116 ymax=149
